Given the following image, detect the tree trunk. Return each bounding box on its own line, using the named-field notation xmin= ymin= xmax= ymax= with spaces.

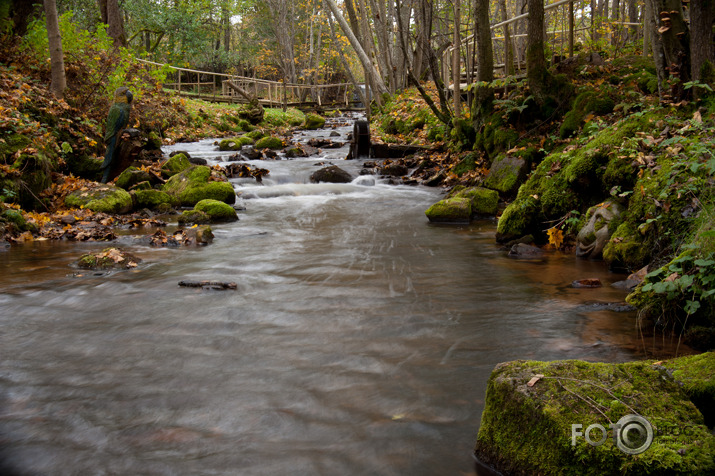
xmin=43 ymin=0 xmax=66 ymax=100
xmin=98 ymin=0 xmax=126 ymax=47
xmin=472 ymin=0 xmax=494 ymax=129
xmin=648 ymin=0 xmax=690 ymax=100
xmin=526 ymin=0 xmax=549 ymax=101
xmin=452 ymin=0 xmax=461 ymax=114
xmin=324 ymin=0 xmax=390 ymax=97
xmin=689 ymin=0 xmax=715 ymax=83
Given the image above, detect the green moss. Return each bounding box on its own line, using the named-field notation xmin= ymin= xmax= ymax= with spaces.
xmin=484 ymin=155 xmax=529 ymax=196
xmin=162 ymin=166 xmax=235 ymax=206
xmin=560 ymin=91 xmax=616 ymax=138
xmin=218 ymin=137 xmax=254 ymax=151
xmin=245 ymin=130 xmax=265 ymax=140
xmin=161 ymin=153 xmax=191 ymax=176
xmin=194 ymin=199 xmax=238 ymax=222
xmin=0 ymin=209 xmax=36 ymax=232
xmin=476 ymin=358 xmax=715 ymax=475
xmin=425 ymin=197 xmax=471 ymax=223
xmin=662 ymin=352 xmax=715 ymax=427
xmin=65 ymin=184 xmax=133 ymax=214
xmin=453 ymin=186 xmax=499 ymax=216
xmin=603 ymin=222 xmax=651 ymax=270
xmin=178 ymin=209 xmax=211 ymax=225
xmin=451 ymin=153 xmax=478 ymax=177
xmin=496 ymin=196 xmax=539 ymax=242
xmin=304 ymin=113 xmax=326 ymax=130
xmin=133 ymin=189 xmax=179 ymax=210
xmin=77 ymin=248 xmax=140 ymax=270
xmin=254 ymin=136 xmax=283 ymax=150
xmin=115 ymin=167 xmax=152 ymax=190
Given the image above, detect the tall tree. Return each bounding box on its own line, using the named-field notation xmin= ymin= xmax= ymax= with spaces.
xmin=648 ymin=0 xmax=690 ymax=100
xmin=97 ymin=0 xmax=126 ymax=47
xmin=689 ymin=0 xmax=715 ymax=84
xmin=526 ymin=0 xmax=548 ymax=101
xmin=324 ymin=0 xmax=389 ymax=97
xmin=472 ymin=0 xmax=494 ymax=129
xmin=43 ymin=0 xmax=66 ymax=99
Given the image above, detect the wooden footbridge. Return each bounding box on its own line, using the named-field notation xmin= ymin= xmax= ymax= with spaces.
xmin=136 ymin=59 xmax=360 ymax=110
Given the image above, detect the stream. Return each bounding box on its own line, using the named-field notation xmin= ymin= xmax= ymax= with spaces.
xmin=0 ymin=117 xmax=655 ymax=475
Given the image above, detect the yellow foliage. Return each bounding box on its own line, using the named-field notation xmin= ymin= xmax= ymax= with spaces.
xmin=547 ymin=227 xmax=564 ymax=249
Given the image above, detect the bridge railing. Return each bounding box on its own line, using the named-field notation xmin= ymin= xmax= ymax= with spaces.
xmin=135 ymin=58 xmax=357 ymax=109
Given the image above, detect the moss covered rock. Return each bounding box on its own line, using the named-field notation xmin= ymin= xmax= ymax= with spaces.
xmin=449 ymin=186 xmax=499 ymax=216
xmin=496 ymin=196 xmax=540 ymax=242
xmin=162 ymin=166 xmax=236 ymax=206
xmin=178 ymin=209 xmax=211 ymax=225
xmin=132 ymin=189 xmax=179 ymax=210
xmin=304 ymin=113 xmax=326 ymax=130
xmin=255 ymin=136 xmax=283 ymax=150
xmin=661 ymin=352 xmax=715 ymax=427
xmin=194 ymin=199 xmax=238 ymax=222
xmin=218 ymin=137 xmax=254 ymax=151
xmin=425 ymin=197 xmax=472 ymax=223
xmin=77 ymin=247 xmax=141 ymax=270
xmin=310 ymin=165 xmax=353 ymax=183
xmin=475 ymin=357 xmax=715 ymax=475
xmin=0 ymin=209 xmax=36 ymax=233
xmin=603 ymin=222 xmax=651 ymax=271
xmin=65 ymin=184 xmax=133 ymax=214
xmin=115 ymin=166 xmax=154 ymax=190
xmin=160 ymin=153 xmax=191 ymax=177
xmin=483 ymin=156 xmax=529 ymax=196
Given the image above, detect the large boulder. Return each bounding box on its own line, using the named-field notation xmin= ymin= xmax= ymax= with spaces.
xmin=483 ymin=155 xmax=529 ymax=196
xmin=218 ymin=137 xmax=253 ymax=151
xmin=65 ymin=183 xmax=133 ymax=214
xmin=132 ymin=189 xmax=179 ymax=210
xmin=162 ymin=166 xmax=236 ymax=206
xmin=255 ymin=136 xmax=283 ymax=150
xmin=310 ymin=165 xmax=353 ymax=184
xmin=425 ymin=197 xmax=471 ymax=223
xmin=304 ymin=113 xmax=326 ymax=130
xmin=449 ymin=186 xmax=499 ymax=216
xmin=475 ymin=355 xmax=715 ymax=475
xmin=194 ymin=199 xmax=238 ymax=222
xmin=115 ymin=166 xmax=156 ymax=190
xmin=160 ymin=153 xmax=192 ymax=177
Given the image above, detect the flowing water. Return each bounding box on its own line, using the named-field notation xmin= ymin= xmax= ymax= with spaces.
xmin=0 ymin=118 xmax=655 ymax=475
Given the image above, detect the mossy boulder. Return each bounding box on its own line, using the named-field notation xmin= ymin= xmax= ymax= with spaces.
xmin=475 ymin=357 xmax=715 ymax=475
xmin=160 ymin=153 xmax=191 ymax=177
xmin=603 ymin=222 xmax=651 ymax=271
xmin=77 ymin=247 xmax=141 ymax=270
xmin=560 ymin=90 xmax=616 ymax=138
xmin=0 ymin=209 xmax=36 ymax=233
xmin=425 ymin=197 xmax=472 ymax=223
xmin=132 ymin=189 xmax=179 ymax=210
xmin=115 ymin=166 xmax=154 ymax=190
xmin=448 ymin=186 xmax=499 ymax=216
xmin=194 ymin=199 xmax=238 ymax=222
xmin=496 ymin=196 xmax=540 ymax=242
xmin=254 ymin=136 xmax=283 ymax=150
xmin=245 ymin=130 xmax=265 ymax=140
xmin=65 ymin=184 xmax=133 ymax=214
xmin=162 ymin=166 xmax=236 ymax=206
xmin=660 ymin=352 xmax=715 ymax=427
xmin=483 ymin=155 xmax=529 ymax=196
xmin=218 ymin=137 xmax=254 ymax=151
xmin=178 ymin=209 xmax=211 ymax=225
xmin=304 ymin=113 xmax=326 ymax=130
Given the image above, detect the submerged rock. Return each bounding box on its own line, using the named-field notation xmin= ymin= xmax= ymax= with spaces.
xmin=77 ymin=247 xmax=140 ymax=270
xmin=310 ymin=165 xmax=353 ymax=184
xmin=508 ymin=243 xmax=544 ymax=259
xmin=475 ymin=355 xmax=715 ymax=475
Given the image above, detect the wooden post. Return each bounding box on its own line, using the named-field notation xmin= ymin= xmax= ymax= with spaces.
xmin=282 ymin=79 xmax=287 ymax=112
xmin=177 ymin=69 xmax=181 ymax=95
